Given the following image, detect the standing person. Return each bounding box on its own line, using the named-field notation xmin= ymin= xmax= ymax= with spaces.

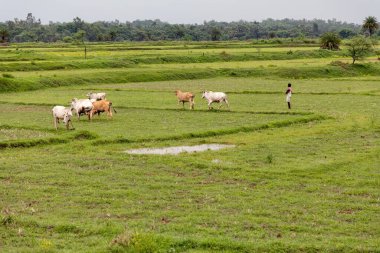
xmin=285 ymin=83 xmax=292 ymax=109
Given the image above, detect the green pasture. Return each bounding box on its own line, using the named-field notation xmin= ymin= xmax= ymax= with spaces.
xmin=0 ymin=46 xmax=319 ymax=63
xmin=0 ymin=43 xmax=347 ymax=72
xmin=3 ymin=57 xmax=370 ymax=78
xmin=0 ymin=103 xmax=308 ymax=141
xmin=0 ymin=128 xmax=53 ymax=142
xmin=1 ymin=56 xmax=379 ymax=94
xmin=0 ymin=78 xmax=378 ymax=119
xmin=76 ymin=77 xmax=380 ymax=94
xmin=0 ymin=41 xmax=379 ymax=252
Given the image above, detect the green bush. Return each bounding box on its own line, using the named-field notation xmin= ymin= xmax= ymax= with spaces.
xmin=346 ymin=35 xmax=374 ymax=64
xmin=2 ymin=73 xmax=14 ymax=78
xmin=320 ymin=32 xmax=341 ymax=50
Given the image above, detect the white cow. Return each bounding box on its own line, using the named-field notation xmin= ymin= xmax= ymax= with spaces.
xmin=87 ymin=92 xmax=106 ymax=101
xmin=201 ymin=91 xmax=230 ymax=110
xmin=52 ymin=106 xmax=74 ymax=130
xmin=70 ymin=98 xmax=93 ymax=120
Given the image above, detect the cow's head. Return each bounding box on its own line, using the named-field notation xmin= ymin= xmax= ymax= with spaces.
xmin=70 ymin=98 xmax=78 ymax=109
xmin=63 ymin=111 xmax=72 ymax=125
xmin=201 ymin=91 xmax=208 ymax=99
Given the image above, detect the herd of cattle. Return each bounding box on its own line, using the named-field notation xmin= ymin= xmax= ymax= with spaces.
xmin=52 ymin=90 xmax=229 ymax=130
xmin=52 ymin=92 xmax=116 ymax=130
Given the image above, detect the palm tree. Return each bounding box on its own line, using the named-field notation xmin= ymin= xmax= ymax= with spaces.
xmin=362 ymin=16 xmax=379 ymax=36
xmin=320 ymin=32 xmax=341 ymax=50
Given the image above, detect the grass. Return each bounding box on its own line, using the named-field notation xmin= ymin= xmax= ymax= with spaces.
xmin=0 ymin=41 xmax=379 ymax=252
xmin=0 ymin=127 xmax=53 ymax=141
xmin=1 ymin=58 xmax=379 ymax=93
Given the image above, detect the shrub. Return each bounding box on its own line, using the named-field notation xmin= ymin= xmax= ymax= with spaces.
xmin=266 ymin=154 xmax=274 ymax=164
xmin=63 ymin=36 xmax=73 ymax=43
xmin=2 ymin=73 xmax=14 ymax=78
xmin=330 ymin=61 xmax=350 ymax=69
xmin=320 ymin=32 xmax=341 ymax=50
xmin=346 ymin=36 xmax=373 ymax=64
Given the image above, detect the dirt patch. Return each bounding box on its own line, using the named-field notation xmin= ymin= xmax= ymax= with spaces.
xmin=125 ymin=144 xmax=235 ymax=155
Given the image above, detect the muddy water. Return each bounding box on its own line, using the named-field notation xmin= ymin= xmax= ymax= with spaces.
xmin=125 ymin=144 xmax=235 ymax=155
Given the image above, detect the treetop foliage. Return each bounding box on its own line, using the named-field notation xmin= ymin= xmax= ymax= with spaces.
xmin=362 ymin=16 xmax=379 ymax=36
xmin=0 ymin=13 xmax=367 ymax=43
xmin=346 ymin=35 xmax=374 ymax=64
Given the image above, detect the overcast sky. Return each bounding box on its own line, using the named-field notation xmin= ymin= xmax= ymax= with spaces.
xmin=1 ymin=0 xmax=378 ymax=24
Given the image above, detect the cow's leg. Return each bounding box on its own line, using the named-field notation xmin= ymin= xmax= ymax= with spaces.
xmin=224 ymin=99 xmax=230 ymax=110
xmin=69 ymin=120 xmax=74 ymax=130
xmin=208 ymin=101 xmax=213 ymax=110
xmin=108 ymin=108 xmax=113 ymax=118
xmin=54 ymin=117 xmax=58 ymax=130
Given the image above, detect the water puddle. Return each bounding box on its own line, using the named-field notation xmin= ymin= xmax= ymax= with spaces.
xmin=125 ymin=144 xmax=235 ymax=155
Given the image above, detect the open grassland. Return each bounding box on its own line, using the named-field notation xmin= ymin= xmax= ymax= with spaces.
xmin=0 ymin=41 xmax=379 ymax=252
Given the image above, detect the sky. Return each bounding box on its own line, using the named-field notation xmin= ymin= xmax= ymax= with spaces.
xmin=0 ymin=0 xmax=379 ymax=25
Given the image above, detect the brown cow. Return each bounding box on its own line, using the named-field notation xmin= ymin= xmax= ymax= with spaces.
xmin=175 ymin=90 xmax=195 ymax=110
xmin=90 ymin=100 xmax=117 ymax=120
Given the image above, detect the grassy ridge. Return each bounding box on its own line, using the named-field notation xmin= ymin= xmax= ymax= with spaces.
xmin=93 ymin=114 xmax=328 ymax=145
xmin=0 ymin=114 xmax=325 ymax=150
xmin=0 ymin=49 xmax=342 ymax=72
xmin=2 ymin=62 xmax=380 ymax=93
xmin=0 ymin=69 xmax=216 ymax=92
xmin=0 ymin=39 xmax=320 ymax=50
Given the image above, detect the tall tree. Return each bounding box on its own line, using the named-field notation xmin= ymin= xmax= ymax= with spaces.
xmin=312 ymin=23 xmax=319 ymax=36
xmin=210 ymin=27 xmax=221 ymax=41
xmin=74 ymin=30 xmax=87 ymax=59
xmin=362 ymin=16 xmax=379 ymax=36
xmin=0 ymin=28 xmax=9 ymax=43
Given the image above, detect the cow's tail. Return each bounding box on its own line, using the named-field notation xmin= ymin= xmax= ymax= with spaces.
xmin=110 ymin=102 xmax=117 ymax=113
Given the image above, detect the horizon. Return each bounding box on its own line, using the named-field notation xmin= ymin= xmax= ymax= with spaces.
xmin=0 ymin=0 xmax=378 ymax=25
xmin=1 ymin=15 xmax=365 ymax=26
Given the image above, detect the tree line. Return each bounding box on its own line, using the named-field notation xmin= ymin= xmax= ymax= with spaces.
xmin=0 ymin=13 xmax=373 ymax=43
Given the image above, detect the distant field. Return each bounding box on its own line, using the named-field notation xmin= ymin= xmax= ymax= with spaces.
xmin=0 ymin=41 xmax=379 ymax=253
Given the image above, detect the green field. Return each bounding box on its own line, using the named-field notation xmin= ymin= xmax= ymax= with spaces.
xmin=0 ymin=41 xmax=379 ymax=252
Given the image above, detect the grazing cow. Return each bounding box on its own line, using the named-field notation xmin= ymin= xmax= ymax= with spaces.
xmin=175 ymin=90 xmax=195 ymax=110
xmin=89 ymin=100 xmax=117 ymax=120
xmin=70 ymin=98 xmax=93 ymax=120
xmin=201 ymin=91 xmax=230 ymax=110
xmin=52 ymin=106 xmax=74 ymax=130
xmin=87 ymin=92 xmax=106 ymax=101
